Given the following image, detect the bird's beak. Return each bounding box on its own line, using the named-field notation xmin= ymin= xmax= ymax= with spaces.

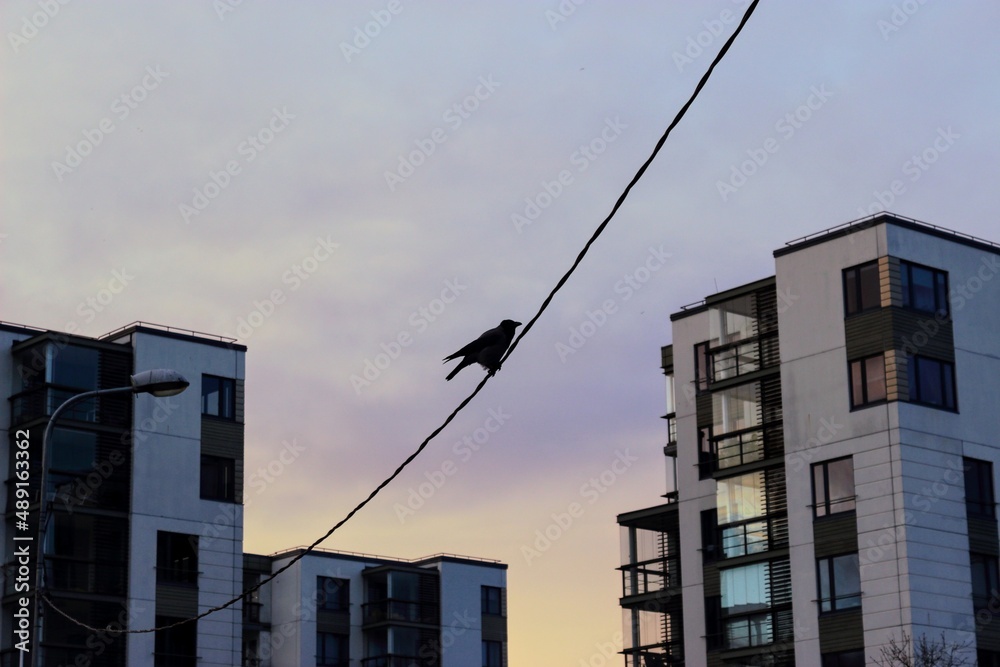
xmin=514 ymin=321 xmax=522 ymax=327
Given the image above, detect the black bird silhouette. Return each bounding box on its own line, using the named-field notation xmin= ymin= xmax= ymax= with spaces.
xmin=443 ymin=319 xmax=521 ymax=381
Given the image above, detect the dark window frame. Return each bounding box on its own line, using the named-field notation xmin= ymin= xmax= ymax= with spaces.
xmin=843 ymin=261 xmax=881 ymax=317
xmin=965 ymin=457 xmax=996 ymax=519
xmin=900 ymin=259 xmax=949 ymax=317
xmin=848 ymin=353 xmax=888 ymax=409
xmin=200 ymin=454 xmax=236 ymax=502
xmin=317 ymin=576 xmax=350 ymax=612
xmin=316 ymin=631 xmax=349 ymax=667
xmin=813 ymin=457 xmax=856 ymax=518
xmin=822 ymin=650 xmax=866 ymax=667
xmin=156 ymin=531 xmax=198 ymax=586
xmin=201 ymin=374 xmax=236 ymax=420
xmin=694 ymin=341 xmax=711 ymax=393
xmin=483 ymin=639 xmax=503 ymax=667
xmin=907 ymin=355 xmax=957 ymax=410
xmin=481 ymin=585 xmax=503 ymax=616
xmin=817 ymin=553 xmax=861 ymax=613
xmin=971 ymin=552 xmax=1000 ymax=613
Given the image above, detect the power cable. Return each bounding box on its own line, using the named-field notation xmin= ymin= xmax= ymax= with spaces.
xmin=41 ymin=0 xmax=759 ymax=636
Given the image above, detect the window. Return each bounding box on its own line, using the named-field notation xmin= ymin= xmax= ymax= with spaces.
xmin=849 ymin=354 xmax=886 ymax=408
xmin=157 ymin=531 xmax=198 ymax=585
xmin=970 ymin=553 xmax=999 ymax=613
xmin=318 ymin=576 xmax=349 ymax=611
xmin=154 ymin=616 xmax=196 ymax=667
xmin=201 ymin=374 xmax=236 ymax=419
xmin=482 ymin=585 xmax=502 ymax=615
xmin=317 ymin=632 xmax=348 ymax=666
xmin=822 ymin=650 xmax=865 ymax=667
xmin=720 ymin=562 xmax=772 ymax=648
xmin=50 ymin=345 xmax=99 ymax=390
xmin=483 ymin=640 xmax=502 ymax=667
xmin=964 ymin=458 xmax=996 ymax=518
xmin=50 ymin=428 xmax=98 ymax=472
xmin=843 ymin=261 xmax=880 ymax=316
xmin=907 ymin=355 xmax=956 ymax=409
xmin=200 ymin=454 xmax=236 ymax=502
xmin=813 ymin=458 xmax=856 ymax=518
xmin=694 ymin=341 xmax=711 ymax=392
xmin=817 ymin=553 xmax=861 ymax=612
xmin=717 ymin=472 xmax=767 ymax=557
xmin=900 ymin=260 xmax=948 ymax=316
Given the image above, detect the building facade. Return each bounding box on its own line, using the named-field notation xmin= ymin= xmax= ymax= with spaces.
xmin=0 ymin=321 xmax=507 ymax=667
xmin=617 ymin=213 xmax=1000 ymax=666
xmin=1 ymin=321 xmax=247 ymax=667
xmin=244 ymin=549 xmax=508 ymax=667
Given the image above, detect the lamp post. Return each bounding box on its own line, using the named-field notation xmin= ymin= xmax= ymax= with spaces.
xmin=31 ymin=369 xmax=189 ymax=667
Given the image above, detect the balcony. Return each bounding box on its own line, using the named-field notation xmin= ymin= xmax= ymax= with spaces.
xmin=361 ymin=655 xmax=421 ymax=667
xmin=362 ymin=599 xmax=438 ymax=626
xmin=623 ymin=642 xmax=684 ymax=666
xmin=620 ymin=557 xmax=680 ymax=597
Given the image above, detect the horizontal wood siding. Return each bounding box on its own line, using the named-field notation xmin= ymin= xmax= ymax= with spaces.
xmin=156 ymin=584 xmax=198 ymax=617
xmin=813 ymin=514 xmax=859 ymax=559
xmin=818 ymin=610 xmax=864 ymax=653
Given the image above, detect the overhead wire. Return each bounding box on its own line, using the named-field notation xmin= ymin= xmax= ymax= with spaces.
xmin=41 ymin=0 xmax=760 ymax=635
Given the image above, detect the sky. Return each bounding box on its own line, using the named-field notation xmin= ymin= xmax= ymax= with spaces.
xmin=3 ymin=1 xmax=1000 ymax=663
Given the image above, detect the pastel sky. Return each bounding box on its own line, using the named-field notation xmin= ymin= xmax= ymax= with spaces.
xmin=3 ymin=1 xmax=999 ymax=663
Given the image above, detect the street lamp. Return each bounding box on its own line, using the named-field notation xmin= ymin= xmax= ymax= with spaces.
xmin=31 ymin=369 xmax=189 ymax=666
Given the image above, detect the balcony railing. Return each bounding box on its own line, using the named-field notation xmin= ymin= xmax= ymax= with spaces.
xmin=362 ymin=599 xmax=438 ymax=625
xmin=360 ymin=655 xmax=421 ymax=667
xmin=714 ymin=429 xmax=765 ymax=470
xmin=623 ymin=642 xmax=684 ymax=667
xmin=707 ymin=515 xmax=788 ymax=562
xmin=620 ymin=557 xmax=680 ymax=597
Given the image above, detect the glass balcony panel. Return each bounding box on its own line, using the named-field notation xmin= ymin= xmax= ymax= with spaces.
xmin=724 ymin=612 xmax=773 ymax=649
xmin=715 ymin=430 xmax=764 ymax=469
xmin=711 ymin=341 xmax=760 ymax=381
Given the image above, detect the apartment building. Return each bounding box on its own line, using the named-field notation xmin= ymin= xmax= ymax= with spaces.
xmin=617 ymin=213 xmax=1000 ymax=666
xmin=1 ymin=321 xmax=246 ymax=667
xmin=243 ymin=548 xmax=508 ymax=667
xmin=1 ymin=320 xmax=507 ymax=667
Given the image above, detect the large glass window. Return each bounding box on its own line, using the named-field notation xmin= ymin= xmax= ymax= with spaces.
xmin=154 ymin=616 xmax=197 ymax=667
xmin=843 ymin=261 xmax=881 ymax=316
xmin=157 ymin=531 xmax=198 ymax=585
xmin=200 ymin=454 xmax=236 ymax=502
xmin=965 ymin=458 xmax=996 ymax=518
xmin=712 ymin=383 xmax=759 ymax=436
xmin=50 ymin=345 xmax=99 ymax=390
xmin=710 ymin=294 xmax=756 ymax=346
xmin=317 ymin=632 xmax=348 ymax=666
xmin=900 ymin=260 xmax=948 ymax=316
xmin=813 ymin=457 xmax=856 ymax=518
xmin=50 ymin=428 xmax=98 ymax=472
xmin=717 ymin=472 xmax=768 ymax=557
xmin=318 ymin=576 xmax=349 ymax=611
xmin=201 ymin=374 xmax=236 ymax=419
xmin=849 ymin=353 xmax=887 ymax=408
xmin=817 ymin=553 xmax=861 ymax=612
xmin=970 ymin=553 xmax=999 ymax=613
xmin=721 ymin=562 xmax=770 ymax=614
xmin=483 ymin=640 xmax=502 ymax=667
xmin=482 ymin=586 xmax=502 ymax=615
xmin=907 ymin=355 xmax=956 ymax=410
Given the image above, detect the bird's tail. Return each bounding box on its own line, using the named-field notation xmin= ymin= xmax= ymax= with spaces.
xmin=445 ymin=359 xmax=469 ymax=381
